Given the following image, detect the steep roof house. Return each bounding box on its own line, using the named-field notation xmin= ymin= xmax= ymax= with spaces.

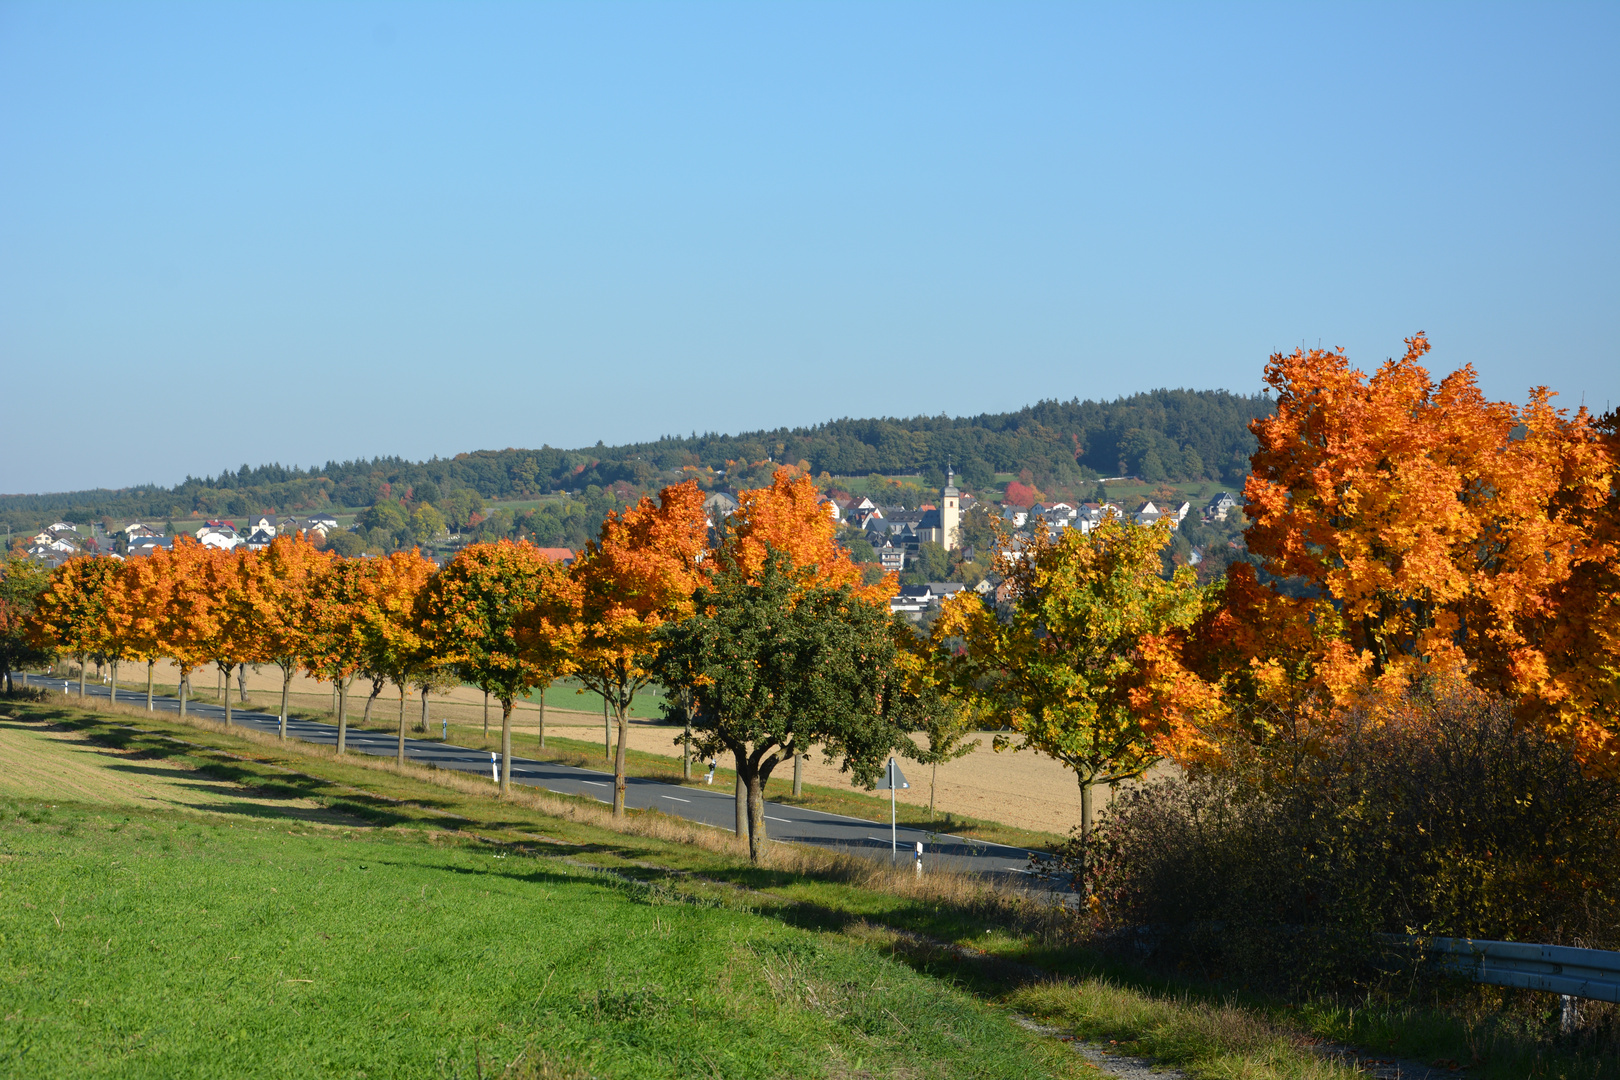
xmin=1205 ymin=491 xmax=1238 ymax=521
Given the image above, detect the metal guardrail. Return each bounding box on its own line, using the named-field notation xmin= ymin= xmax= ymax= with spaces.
xmin=1424 ymin=937 xmax=1620 ymax=1004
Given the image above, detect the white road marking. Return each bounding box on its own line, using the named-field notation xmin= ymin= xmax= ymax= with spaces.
xmin=659 ymin=795 xmax=691 ymax=803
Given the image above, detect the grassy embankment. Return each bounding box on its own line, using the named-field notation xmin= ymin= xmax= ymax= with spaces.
xmin=4 ymin=695 xmax=1614 ymax=1080
xmin=0 ymin=703 xmax=1076 ymax=1079
xmin=74 ymin=673 xmax=1062 ymax=853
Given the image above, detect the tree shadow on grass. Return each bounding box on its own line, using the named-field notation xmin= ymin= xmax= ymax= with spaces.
xmin=170 ymin=799 xmax=375 ymax=828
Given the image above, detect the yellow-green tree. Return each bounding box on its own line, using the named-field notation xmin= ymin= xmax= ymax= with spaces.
xmin=935 ymin=517 xmax=1216 ymax=842
xmin=0 ymin=554 xmax=52 ymax=692
xmin=351 ymin=548 xmax=438 ymax=764
xmin=418 ymin=541 xmax=567 ymax=792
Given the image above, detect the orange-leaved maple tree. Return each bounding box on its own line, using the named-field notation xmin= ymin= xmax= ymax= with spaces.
xmin=352 ymin=548 xmax=438 ymax=764
xmin=1233 ymin=333 xmax=1619 ymax=770
xmin=30 ymin=554 xmax=125 ymax=700
xmin=153 ymin=537 xmax=229 ymax=718
xmin=238 ymin=532 xmax=332 ymax=738
xmin=119 ymin=550 xmax=175 ymax=711
xmin=651 ymin=467 xmax=898 ymax=840
xmin=727 ymin=469 xmax=893 ymax=603
xmin=418 ymin=540 xmax=568 ymax=791
xmin=524 ymin=481 xmax=708 ymax=817
xmin=198 ymin=546 xmax=257 ymax=726
xmin=301 ymin=555 xmax=370 ymax=753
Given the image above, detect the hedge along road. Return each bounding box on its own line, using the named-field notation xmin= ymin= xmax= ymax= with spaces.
xmin=27 ymin=673 xmax=1050 ymax=883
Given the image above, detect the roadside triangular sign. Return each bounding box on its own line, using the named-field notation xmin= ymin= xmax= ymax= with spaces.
xmin=875 ymin=758 xmax=909 ymax=790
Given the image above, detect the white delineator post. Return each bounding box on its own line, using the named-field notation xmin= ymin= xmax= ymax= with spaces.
xmin=490 ymin=752 xmax=499 ymax=783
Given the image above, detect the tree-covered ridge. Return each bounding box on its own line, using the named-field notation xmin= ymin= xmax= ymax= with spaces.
xmin=1 ymin=388 xmax=1272 ymax=528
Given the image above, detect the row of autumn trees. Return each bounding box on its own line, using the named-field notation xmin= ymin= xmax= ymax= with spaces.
xmin=10 ymin=471 xmax=932 ymax=862
xmin=5 ymin=334 xmax=1618 ymax=867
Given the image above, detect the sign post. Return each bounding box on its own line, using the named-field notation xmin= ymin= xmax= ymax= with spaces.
xmin=874 ymin=757 xmax=909 ymax=862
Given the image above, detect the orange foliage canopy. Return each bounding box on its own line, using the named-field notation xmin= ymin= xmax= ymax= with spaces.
xmin=523 ymin=481 xmax=708 ymax=815
xmin=727 ymin=469 xmax=892 ymax=603
xmin=153 ymin=537 xmax=222 ymax=684
xmin=238 ymin=532 xmax=331 ymax=675
xmin=1225 ymin=333 xmax=1619 ymax=770
xmin=30 ymin=555 xmax=125 ymax=673
xmin=353 ymin=548 xmax=438 ymax=694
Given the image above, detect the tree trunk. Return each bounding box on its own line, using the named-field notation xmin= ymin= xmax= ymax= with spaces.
xmin=220 ymin=662 xmax=232 ymax=725
xmin=792 ymin=752 xmax=803 ymax=796
xmin=747 ymin=770 xmax=769 ymax=863
xmin=279 ymin=666 xmax=292 ymax=740
xmin=336 ymin=678 xmax=350 ymax=754
xmin=602 ymin=695 xmax=610 ymax=760
xmin=538 ymin=692 xmax=546 ymax=749
xmin=733 ymin=758 xmax=749 ymax=840
xmin=397 ymin=684 xmax=407 ymax=766
xmin=1078 ymin=776 xmax=1094 ymax=891
xmin=110 ymin=660 xmax=119 ymax=705
xmin=482 ymin=690 xmax=489 ymax=738
xmin=611 ymin=695 xmax=629 ymax=818
xmin=237 ymin=663 xmax=248 ymax=703
xmin=683 ymin=718 xmax=691 ymax=780
xmin=178 ymin=668 xmax=189 ymax=718
xmin=500 ymin=698 xmax=514 ymax=795
xmin=363 ymin=677 xmax=383 ymax=725
xmin=78 ymin=655 xmax=86 ymax=700
xmin=146 ymin=661 xmax=155 ymax=712
xmin=930 ymin=761 xmax=938 ymax=817
xmin=420 ymin=687 xmax=429 ymax=733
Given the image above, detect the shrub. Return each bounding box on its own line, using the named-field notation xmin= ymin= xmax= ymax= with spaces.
xmin=1067 ymin=686 xmax=1620 ymax=990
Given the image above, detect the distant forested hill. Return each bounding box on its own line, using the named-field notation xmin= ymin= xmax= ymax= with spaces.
xmin=1 ymin=388 xmax=1272 ymax=529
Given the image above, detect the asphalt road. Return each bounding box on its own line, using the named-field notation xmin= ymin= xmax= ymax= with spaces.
xmin=24 ymin=673 xmax=1051 ymax=883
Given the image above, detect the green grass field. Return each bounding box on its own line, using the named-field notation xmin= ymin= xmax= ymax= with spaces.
xmin=2 ymin=805 xmax=1082 ymax=1079
xmin=0 ymin=725 xmax=1081 ymax=1078
xmin=4 ymin=697 xmax=1612 ymax=1080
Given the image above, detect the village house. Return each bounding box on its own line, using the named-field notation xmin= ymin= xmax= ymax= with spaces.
xmin=1205 ymin=491 xmax=1238 ymax=521
xmin=872 ymin=539 xmax=906 ymax=573
xmin=127 ymin=535 xmax=175 ymax=558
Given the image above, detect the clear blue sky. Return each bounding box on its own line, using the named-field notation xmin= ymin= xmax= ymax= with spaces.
xmin=2 ymin=3 xmax=1615 ymax=494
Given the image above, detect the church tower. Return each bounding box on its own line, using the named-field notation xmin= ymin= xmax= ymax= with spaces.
xmin=941 ymin=466 xmax=961 ymax=550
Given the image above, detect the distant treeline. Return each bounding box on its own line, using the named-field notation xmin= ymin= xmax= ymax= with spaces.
xmin=2 ymin=389 xmax=1272 ymax=530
